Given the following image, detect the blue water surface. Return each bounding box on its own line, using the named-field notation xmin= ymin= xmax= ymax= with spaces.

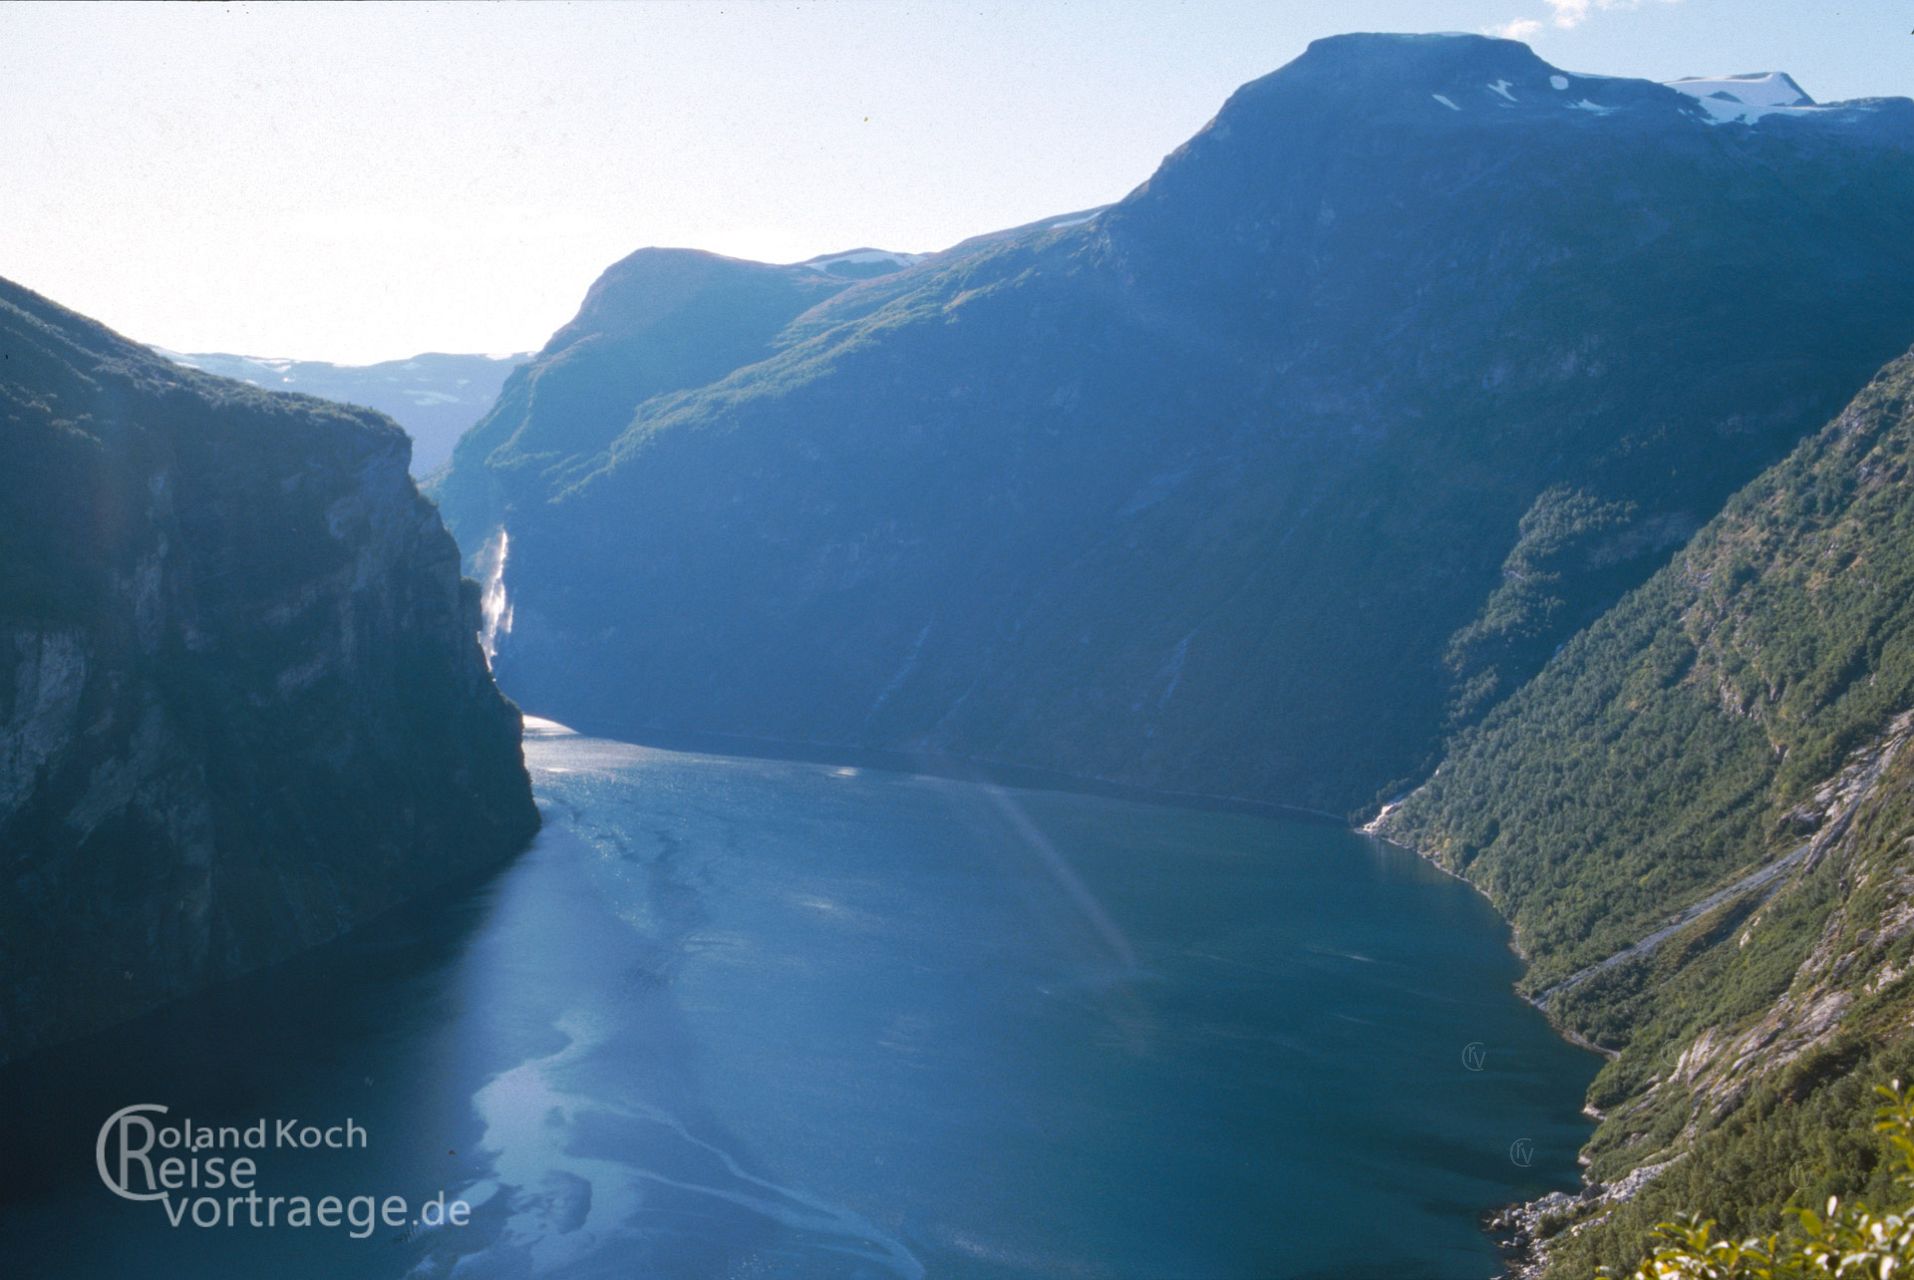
xmin=0 ymin=726 xmax=1595 ymax=1278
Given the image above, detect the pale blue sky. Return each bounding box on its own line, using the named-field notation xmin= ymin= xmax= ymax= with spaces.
xmin=2 ymin=1 xmax=1906 ymax=363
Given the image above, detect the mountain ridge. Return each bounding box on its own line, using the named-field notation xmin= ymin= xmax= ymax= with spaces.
xmin=438 ymin=33 xmax=1914 ymax=817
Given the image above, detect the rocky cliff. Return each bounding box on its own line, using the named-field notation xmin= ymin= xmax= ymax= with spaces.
xmin=0 ymin=277 xmax=538 ymax=1065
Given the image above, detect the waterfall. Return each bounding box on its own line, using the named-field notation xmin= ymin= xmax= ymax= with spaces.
xmin=477 ymin=527 xmax=514 ymax=668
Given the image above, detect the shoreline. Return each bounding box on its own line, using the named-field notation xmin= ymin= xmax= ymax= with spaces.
xmin=1363 ymin=801 xmax=1615 ymax=1279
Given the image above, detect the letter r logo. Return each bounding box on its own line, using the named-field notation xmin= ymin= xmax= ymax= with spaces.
xmin=97 ymin=1103 xmax=171 ymax=1202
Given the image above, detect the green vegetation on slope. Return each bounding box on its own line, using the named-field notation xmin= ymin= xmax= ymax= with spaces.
xmin=1606 ymin=1083 xmax=1914 ymax=1280
xmin=1390 ymin=355 xmax=1914 ymax=988
xmin=1382 ymin=352 xmax=1914 ymax=1273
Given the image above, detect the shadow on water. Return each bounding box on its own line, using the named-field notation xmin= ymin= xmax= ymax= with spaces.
xmin=0 ymin=854 xmax=508 ymax=1202
xmin=0 ymin=799 xmax=799 ymax=1280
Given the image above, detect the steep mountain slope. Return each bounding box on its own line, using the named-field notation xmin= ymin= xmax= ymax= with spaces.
xmin=156 ymin=348 xmax=526 ymax=477
xmin=1377 ymin=352 xmax=1914 ymax=1273
xmin=438 ymin=33 xmax=1914 ymax=815
xmin=0 ymin=278 xmax=539 ymax=1065
xmin=429 ymin=246 xmax=922 ymax=544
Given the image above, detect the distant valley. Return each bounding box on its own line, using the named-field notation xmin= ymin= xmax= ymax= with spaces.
xmin=155 ymin=348 xmax=526 ymax=476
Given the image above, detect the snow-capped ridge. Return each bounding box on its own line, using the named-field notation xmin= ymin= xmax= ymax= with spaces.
xmin=1664 ymin=71 xmax=1820 ymax=123
xmin=798 ymin=248 xmax=929 ymax=274
xmin=1223 ymin=34 xmax=1905 ymax=136
xmin=1232 ymin=33 xmax=1672 ymax=126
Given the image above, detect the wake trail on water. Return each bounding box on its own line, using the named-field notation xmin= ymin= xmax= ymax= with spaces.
xmin=439 ymin=1011 xmax=922 ymax=1279
xmin=413 ymin=786 xmax=923 ymax=1280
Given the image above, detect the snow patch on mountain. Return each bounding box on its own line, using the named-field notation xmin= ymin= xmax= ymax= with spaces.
xmin=800 ymin=248 xmax=928 ymax=272
xmin=1664 ymin=72 xmax=1819 ymax=124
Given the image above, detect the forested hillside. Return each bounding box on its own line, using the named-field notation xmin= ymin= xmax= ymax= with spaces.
xmin=1380 ymin=352 xmax=1914 ymax=1274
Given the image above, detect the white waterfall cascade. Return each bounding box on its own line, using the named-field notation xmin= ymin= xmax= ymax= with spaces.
xmin=477 ymin=527 xmax=514 ymax=668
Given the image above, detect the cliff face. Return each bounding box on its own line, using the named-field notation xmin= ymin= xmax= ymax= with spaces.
xmin=435 ymin=34 xmax=1914 ymax=816
xmin=0 ymin=278 xmax=538 ymax=1065
xmin=1377 ymin=351 xmax=1914 ymax=1273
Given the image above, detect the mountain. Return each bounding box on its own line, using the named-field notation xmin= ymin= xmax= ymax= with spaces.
xmin=156 ymin=349 xmax=526 ymax=477
xmin=428 ymin=243 xmax=933 ymax=541
xmin=1379 ymin=350 xmax=1914 ymax=1274
xmin=434 ymin=33 xmax=1914 ymax=816
xmin=0 ymin=279 xmax=538 ymax=1065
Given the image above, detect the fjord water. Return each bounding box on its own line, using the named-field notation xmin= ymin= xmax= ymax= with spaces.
xmin=0 ymin=727 xmax=1594 ymax=1278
